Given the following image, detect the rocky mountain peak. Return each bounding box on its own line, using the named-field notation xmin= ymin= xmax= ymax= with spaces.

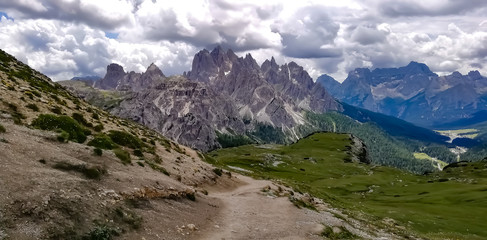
xmin=468 ymin=70 xmax=482 ymax=80
xmin=146 ymin=63 xmax=163 ymax=74
xmin=405 ymin=61 xmax=434 ymax=75
xmin=94 ymin=63 xmax=126 ymax=89
xmin=451 ymin=71 xmax=463 ymax=78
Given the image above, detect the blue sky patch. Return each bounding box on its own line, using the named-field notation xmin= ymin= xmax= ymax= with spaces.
xmin=104 ymin=32 xmax=119 ymax=39
xmin=0 ymin=12 xmax=14 ymax=21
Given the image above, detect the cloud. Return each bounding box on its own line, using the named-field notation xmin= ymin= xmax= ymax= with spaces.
xmin=350 ymin=25 xmax=388 ymax=45
xmin=373 ymin=0 xmax=487 ymax=17
xmin=0 ymin=0 xmax=134 ymax=30
xmin=0 ymin=16 xmax=196 ymax=80
xmin=130 ymin=0 xmax=281 ymax=51
xmin=0 ymin=0 xmax=486 ymax=83
xmin=277 ymin=5 xmax=342 ymax=58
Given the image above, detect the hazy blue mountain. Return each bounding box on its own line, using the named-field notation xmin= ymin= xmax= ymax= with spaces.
xmin=318 ymin=62 xmax=487 ymax=128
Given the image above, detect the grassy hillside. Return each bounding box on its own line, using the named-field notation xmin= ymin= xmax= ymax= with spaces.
xmin=206 ymin=132 xmax=487 ymax=239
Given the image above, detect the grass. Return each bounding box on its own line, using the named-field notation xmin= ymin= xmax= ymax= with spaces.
xmin=93 ymin=148 xmax=103 ymax=156
xmin=26 ymin=103 xmax=39 ymax=111
xmin=83 ymin=224 xmax=117 ymax=240
xmin=108 ymin=130 xmax=143 ymax=149
xmin=206 ymin=132 xmax=487 ymax=239
xmin=113 ymin=148 xmax=131 ymax=164
xmin=88 ymin=134 xmax=117 ymax=150
xmin=32 ymin=114 xmax=89 ymax=143
xmin=321 ymin=226 xmax=357 ymax=239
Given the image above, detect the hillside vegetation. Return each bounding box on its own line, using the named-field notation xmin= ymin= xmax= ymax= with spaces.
xmin=206 ymin=132 xmax=487 ymax=240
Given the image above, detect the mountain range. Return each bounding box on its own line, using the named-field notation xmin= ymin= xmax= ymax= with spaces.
xmin=318 ymin=62 xmax=487 ymax=128
xmin=67 ymin=46 xmax=342 ymax=151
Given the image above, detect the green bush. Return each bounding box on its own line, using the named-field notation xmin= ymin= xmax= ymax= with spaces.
xmin=133 ymin=149 xmax=144 ymax=157
xmin=57 ymin=130 xmax=69 ymax=143
xmin=113 ymin=148 xmax=131 ymax=164
xmin=213 ymin=168 xmax=223 ymax=176
xmin=108 ymin=130 xmax=143 ymax=149
xmin=83 ymin=225 xmax=116 ymax=240
xmin=0 ymin=123 xmax=5 ymax=133
xmin=93 ymin=124 xmax=104 ymax=132
xmin=50 ymin=106 xmax=62 ymax=114
xmin=88 ymin=134 xmax=116 ymax=149
xmin=32 ymin=114 xmax=87 ymax=143
xmin=93 ymin=148 xmax=103 ymax=156
xmin=26 ymin=103 xmax=39 ymax=111
xmin=72 ymin=112 xmax=93 ymax=127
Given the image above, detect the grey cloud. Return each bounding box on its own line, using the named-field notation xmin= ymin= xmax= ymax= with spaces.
xmin=22 ymin=29 xmax=54 ymax=51
xmin=0 ymin=0 xmax=132 ymax=30
xmin=137 ymin=1 xmax=279 ymax=52
xmin=376 ymin=0 xmax=487 ymax=17
xmin=279 ymin=6 xmax=342 ymax=58
xmin=351 ymin=26 xmax=387 ymax=45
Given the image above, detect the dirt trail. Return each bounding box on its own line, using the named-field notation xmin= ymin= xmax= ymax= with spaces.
xmin=195 ymin=175 xmax=324 ymax=240
xmin=194 ymin=174 xmax=402 ymax=240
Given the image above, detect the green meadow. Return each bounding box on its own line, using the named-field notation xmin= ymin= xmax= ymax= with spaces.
xmin=206 ymin=132 xmax=487 ymax=239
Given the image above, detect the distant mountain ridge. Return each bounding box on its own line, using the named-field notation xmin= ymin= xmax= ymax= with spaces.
xmin=318 ymin=62 xmax=487 ymax=128
xmin=79 ymin=46 xmax=341 ymax=151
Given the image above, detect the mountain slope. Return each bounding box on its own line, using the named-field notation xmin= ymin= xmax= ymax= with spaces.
xmin=0 ymin=49 xmax=230 ymax=239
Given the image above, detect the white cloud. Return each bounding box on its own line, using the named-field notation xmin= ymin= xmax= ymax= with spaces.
xmin=0 ymin=0 xmax=486 ymax=82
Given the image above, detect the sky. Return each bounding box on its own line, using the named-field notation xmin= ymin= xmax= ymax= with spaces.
xmin=0 ymin=0 xmax=486 ymax=82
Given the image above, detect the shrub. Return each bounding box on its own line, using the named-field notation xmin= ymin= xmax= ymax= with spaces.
xmin=72 ymin=112 xmax=93 ymax=127
xmin=146 ymin=161 xmax=169 ymax=176
xmin=88 ymin=134 xmax=116 ymax=149
xmin=26 ymin=103 xmax=39 ymax=111
xmin=186 ymin=192 xmax=196 ymax=201
xmin=133 ymin=149 xmax=144 ymax=157
xmin=0 ymin=123 xmax=5 ymax=133
xmin=32 ymin=114 xmax=88 ymax=143
xmin=93 ymin=148 xmax=103 ymax=156
xmin=53 ymin=162 xmax=106 ymax=180
xmin=50 ymin=106 xmax=62 ymax=114
xmin=83 ymin=225 xmax=117 ymax=240
xmin=321 ymin=226 xmax=356 ymax=240
xmin=113 ymin=148 xmax=131 ymax=164
xmin=92 ymin=112 xmax=99 ymax=120
xmin=93 ymin=124 xmax=104 ymax=132
xmin=108 ymin=130 xmax=143 ymax=149
xmin=213 ymin=168 xmax=223 ymax=176
xmin=57 ymin=130 xmax=69 ymax=143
